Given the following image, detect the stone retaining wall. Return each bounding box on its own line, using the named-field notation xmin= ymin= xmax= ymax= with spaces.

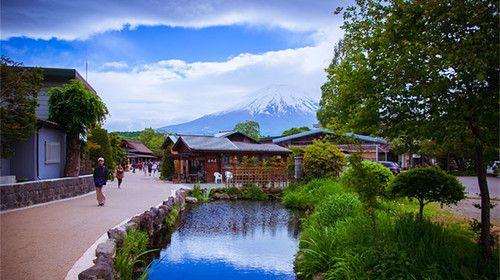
xmin=0 ymin=175 xmax=94 ymax=211
xmin=78 ymin=189 xmax=188 ymax=280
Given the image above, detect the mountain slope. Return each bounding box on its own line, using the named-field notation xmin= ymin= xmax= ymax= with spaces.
xmin=158 ymin=85 xmax=319 ymax=135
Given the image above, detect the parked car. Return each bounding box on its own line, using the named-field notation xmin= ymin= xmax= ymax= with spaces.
xmin=378 ymin=161 xmax=401 ymax=174
xmin=486 ymin=161 xmax=499 ymax=177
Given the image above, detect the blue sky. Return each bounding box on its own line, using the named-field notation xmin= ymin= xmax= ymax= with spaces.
xmin=0 ymin=0 xmax=346 ymax=131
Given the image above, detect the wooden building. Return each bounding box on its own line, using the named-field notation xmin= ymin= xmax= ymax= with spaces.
xmin=267 ymin=128 xmax=392 ymax=161
xmin=121 ymin=139 xmax=156 ymax=164
xmin=164 ymin=131 xmax=290 ymax=183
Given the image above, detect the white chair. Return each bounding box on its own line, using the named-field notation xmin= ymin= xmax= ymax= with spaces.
xmin=214 ymin=172 xmax=223 ymax=184
xmin=224 ymin=171 xmax=233 ymax=186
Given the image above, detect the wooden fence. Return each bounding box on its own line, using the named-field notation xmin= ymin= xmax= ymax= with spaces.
xmin=225 ymin=166 xmax=288 ymax=188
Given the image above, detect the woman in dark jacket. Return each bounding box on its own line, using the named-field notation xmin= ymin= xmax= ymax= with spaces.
xmin=93 ymin=157 xmax=109 ymax=206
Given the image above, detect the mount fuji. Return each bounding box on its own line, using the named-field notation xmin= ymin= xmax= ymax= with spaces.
xmin=157 ymin=84 xmax=320 ymax=136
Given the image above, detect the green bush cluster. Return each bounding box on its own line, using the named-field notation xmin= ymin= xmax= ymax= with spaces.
xmin=164 ymin=205 xmax=180 ymax=228
xmin=281 ymin=178 xmax=346 ymax=210
xmin=302 ymin=140 xmax=346 ymax=179
xmin=191 ymin=184 xmax=211 ymax=203
xmin=115 ymin=229 xmax=152 ymax=280
xmin=210 ymin=184 xmax=269 ymax=201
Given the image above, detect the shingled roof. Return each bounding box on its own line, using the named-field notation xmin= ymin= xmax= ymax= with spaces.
xmin=121 ymin=139 xmax=154 ymax=155
xmin=173 ymin=135 xmax=290 ymax=153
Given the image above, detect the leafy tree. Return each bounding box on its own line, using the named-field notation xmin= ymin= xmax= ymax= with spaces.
xmin=48 ymin=80 xmax=108 ymax=176
xmin=303 ymin=140 xmax=345 ymax=179
xmin=388 ymin=167 xmax=465 ymax=224
xmin=114 ymin=131 xmax=141 ymax=140
xmin=0 ymin=56 xmax=43 ymax=158
xmin=87 ymin=126 xmax=114 ymax=168
xmin=138 ymin=128 xmax=164 ymax=157
xmin=109 ymin=132 xmax=127 ymax=167
xmin=234 ymin=120 xmax=260 ymax=140
xmin=341 ymin=154 xmax=394 ymax=220
xmin=318 ymin=0 xmax=498 ymax=257
xmin=160 ymin=144 xmax=175 ymax=180
xmin=282 ymin=126 xmax=311 ymax=136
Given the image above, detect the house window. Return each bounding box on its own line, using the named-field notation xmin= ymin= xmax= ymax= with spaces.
xmin=45 ymin=141 xmax=61 ymax=164
xmin=222 ymin=154 xmax=231 ymax=166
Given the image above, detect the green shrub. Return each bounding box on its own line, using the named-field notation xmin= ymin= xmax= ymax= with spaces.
xmin=164 ymin=205 xmax=180 ymax=228
xmin=303 ymin=140 xmax=346 ymax=179
xmin=240 ymin=183 xmax=268 ymax=201
xmin=309 ymin=193 xmax=362 ymax=228
xmin=191 ymin=184 xmax=210 ymax=202
xmin=341 ymin=158 xmax=394 ymax=217
xmin=115 ymin=229 xmax=151 ymax=280
xmin=282 ymin=178 xmax=345 ymax=210
xmin=388 ymin=167 xmax=465 ymax=223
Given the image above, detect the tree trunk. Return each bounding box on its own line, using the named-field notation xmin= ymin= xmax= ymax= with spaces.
xmin=470 ymin=122 xmax=492 ymax=259
xmin=418 ymin=199 xmax=424 ymax=225
xmin=64 ymin=133 xmax=81 ymax=177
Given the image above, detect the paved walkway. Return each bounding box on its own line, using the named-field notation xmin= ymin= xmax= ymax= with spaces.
xmin=0 ymin=172 xmax=180 ymax=280
xmin=457 ymin=176 xmax=499 ymax=199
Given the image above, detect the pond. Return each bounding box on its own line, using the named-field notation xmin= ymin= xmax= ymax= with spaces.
xmin=147 ymin=200 xmax=301 ymax=280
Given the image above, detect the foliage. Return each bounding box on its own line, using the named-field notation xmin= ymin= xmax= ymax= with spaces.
xmin=240 ymin=183 xmax=268 ymax=201
xmin=114 ymin=131 xmax=141 ymax=140
xmin=318 ymin=0 xmax=498 ymax=256
xmin=302 ymin=140 xmax=345 ymax=179
xmin=388 ymin=167 xmax=465 ymax=223
xmin=48 ymin=79 xmax=108 ymax=135
xmin=341 ymin=156 xmax=394 ymax=215
xmin=160 ymin=144 xmax=175 ymax=180
xmin=307 ymin=193 xmax=362 ymax=229
xmin=282 ymin=126 xmax=310 ymax=136
xmin=191 ymin=184 xmax=210 ymax=203
xmin=87 ymin=126 xmax=114 ymax=168
xmin=282 ymin=178 xmax=346 ymax=210
xmin=164 ymin=205 xmax=180 ymax=228
xmin=234 ymin=120 xmax=261 ymax=140
xmin=138 ymin=128 xmax=165 ymax=157
xmin=115 ymin=229 xmax=152 ymax=280
xmin=0 ymin=56 xmax=43 ymax=158
xmin=109 ymin=132 xmax=127 ymax=166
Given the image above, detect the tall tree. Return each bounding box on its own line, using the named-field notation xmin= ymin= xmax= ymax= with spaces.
xmin=48 ymin=80 xmax=108 ymax=176
xmin=318 ymin=0 xmax=498 ymax=257
xmin=109 ymin=133 xmax=127 ymax=166
xmin=87 ymin=126 xmax=114 ymax=168
xmin=282 ymin=126 xmax=311 ymax=136
xmin=0 ymin=56 xmax=43 ymax=158
xmin=138 ymin=128 xmax=164 ymax=157
xmin=160 ymin=144 xmax=175 ymax=180
xmin=234 ymin=120 xmax=261 ymax=140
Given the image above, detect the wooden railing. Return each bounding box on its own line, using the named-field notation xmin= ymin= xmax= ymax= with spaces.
xmin=225 ymin=166 xmax=288 ymax=188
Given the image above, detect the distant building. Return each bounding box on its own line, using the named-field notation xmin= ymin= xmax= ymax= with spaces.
xmin=163 ymin=131 xmax=291 ymax=183
xmin=121 ymin=139 xmax=156 ymax=164
xmin=267 ymin=128 xmax=393 ymax=162
xmin=0 ymin=67 xmax=98 ymax=182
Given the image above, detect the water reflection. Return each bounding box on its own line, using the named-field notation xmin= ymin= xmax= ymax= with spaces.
xmin=148 ymin=200 xmax=301 ymax=280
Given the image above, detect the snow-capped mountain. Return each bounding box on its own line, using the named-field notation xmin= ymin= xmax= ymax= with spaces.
xmin=157 ymin=84 xmax=319 ymax=136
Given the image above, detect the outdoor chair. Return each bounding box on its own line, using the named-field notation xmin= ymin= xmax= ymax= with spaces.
xmin=225 ymin=171 xmax=233 ymax=186
xmin=214 ymin=172 xmax=223 ymax=183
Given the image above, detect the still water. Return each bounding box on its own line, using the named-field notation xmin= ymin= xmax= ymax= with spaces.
xmin=148 ymin=200 xmax=301 ymax=280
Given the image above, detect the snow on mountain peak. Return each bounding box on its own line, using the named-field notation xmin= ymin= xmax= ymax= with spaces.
xmin=231 ymin=84 xmax=319 ymax=115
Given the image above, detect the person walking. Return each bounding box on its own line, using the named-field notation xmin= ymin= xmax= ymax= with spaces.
xmin=143 ymin=161 xmax=148 ymax=175
xmin=115 ymin=165 xmax=125 ymax=188
xmin=152 ymin=162 xmax=158 ymax=177
xmin=93 ymin=157 xmax=108 ymax=206
xmin=147 ymin=161 xmax=153 ymax=176
xmin=131 ymin=162 xmax=136 ymax=173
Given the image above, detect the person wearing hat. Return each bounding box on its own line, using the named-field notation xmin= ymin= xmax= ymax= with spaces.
xmin=93 ymin=157 xmax=109 ymax=206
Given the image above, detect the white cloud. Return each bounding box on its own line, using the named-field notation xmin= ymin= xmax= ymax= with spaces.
xmin=1 ymin=0 xmax=345 ymax=40
xmin=101 ymin=61 xmax=129 ymax=70
xmin=89 ymin=40 xmax=335 ymax=131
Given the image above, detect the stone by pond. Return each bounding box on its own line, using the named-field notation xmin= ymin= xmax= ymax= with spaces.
xmin=147 ymin=200 xmax=301 ymax=279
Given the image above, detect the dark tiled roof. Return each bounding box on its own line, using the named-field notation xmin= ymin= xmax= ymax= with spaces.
xmin=122 ymin=139 xmax=153 ymax=154
xmin=232 ymin=142 xmax=290 ymax=153
xmin=177 ymin=135 xmax=290 ymax=153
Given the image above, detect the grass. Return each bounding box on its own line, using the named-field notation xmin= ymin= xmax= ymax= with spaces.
xmin=288 ymin=178 xmax=499 ymax=280
xmin=209 ymin=183 xmax=269 ymax=201
xmin=281 ymin=178 xmax=346 ymax=210
xmin=164 ymin=205 xmax=180 ymax=228
xmin=115 ymin=229 xmax=157 ymax=280
xmin=191 ymin=184 xmax=211 ymax=202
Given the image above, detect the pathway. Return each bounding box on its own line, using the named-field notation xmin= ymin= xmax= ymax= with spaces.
xmin=0 ymin=171 xmax=181 ymax=280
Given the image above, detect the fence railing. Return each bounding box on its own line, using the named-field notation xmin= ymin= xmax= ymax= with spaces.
xmin=225 ymin=166 xmax=288 ymax=188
